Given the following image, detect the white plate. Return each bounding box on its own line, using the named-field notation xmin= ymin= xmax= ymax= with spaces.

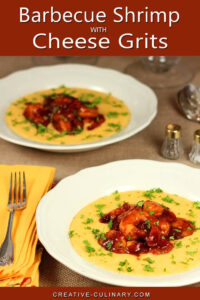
xmin=36 ymin=159 xmax=200 ymax=286
xmin=0 ymin=64 xmax=157 ymax=152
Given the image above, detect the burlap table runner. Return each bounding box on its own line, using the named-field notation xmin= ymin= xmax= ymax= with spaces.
xmin=0 ymin=56 xmax=200 ymax=286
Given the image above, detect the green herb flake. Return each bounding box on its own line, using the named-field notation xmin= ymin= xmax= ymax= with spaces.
xmin=143 ymin=188 xmax=163 ymax=200
xmin=95 ymin=204 xmax=106 ymax=217
xmin=69 ymin=230 xmax=74 ymax=238
xmin=145 ymin=220 xmax=151 ymax=230
xmin=106 ymin=241 xmax=113 ymax=250
xmin=154 ymin=221 xmax=159 ymax=226
xmin=175 ymin=241 xmax=182 ymax=248
xmin=162 ymin=196 xmax=174 ymax=203
xmin=149 ymin=211 xmax=155 ymax=216
xmin=108 ymin=123 xmax=121 ymax=132
xmin=107 ymin=112 xmax=119 ymax=118
xmin=174 ymin=229 xmax=182 ymax=233
xmin=83 ymin=240 xmax=95 ymax=254
xmin=144 ymin=265 xmax=154 ymax=272
xmin=186 ymin=251 xmax=198 ymax=256
xmin=137 ymin=201 xmax=144 ymax=207
xmin=36 ymin=123 xmax=47 ymax=134
xmin=193 ymin=202 xmax=200 ymax=209
xmin=144 ymin=257 xmax=155 ymax=264
xmin=83 ymin=218 xmax=94 ymax=225
xmin=188 ymin=209 xmax=195 ymax=217
xmin=108 ymin=219 xmax=113 ymax=229
xmin=100 ymin=233 xmax=106 ymax=240
xmin=119 ymin=260 xmax=128 ymax=267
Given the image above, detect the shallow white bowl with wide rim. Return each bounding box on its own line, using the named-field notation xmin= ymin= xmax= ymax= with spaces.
xmin=36 ymin=159 xmax=200 ymax=286
xmin=0 ymin=64 xmax=157 ymax=152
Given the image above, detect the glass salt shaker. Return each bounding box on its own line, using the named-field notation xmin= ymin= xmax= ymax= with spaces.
xmin=189 ymin=129 xmax=200 ymax=164
xmin=161 ymin=124 xmax=184 ymax=160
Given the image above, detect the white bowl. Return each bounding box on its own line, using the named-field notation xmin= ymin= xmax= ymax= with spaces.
xmin=0 ymin=64 xmax=157 ymax=152
xmin=36 ymin=159 xmax=200 ymax=286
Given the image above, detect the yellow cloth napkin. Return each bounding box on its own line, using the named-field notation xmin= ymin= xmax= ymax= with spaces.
xmin=0 ymin=165 xmax=55 ymax=287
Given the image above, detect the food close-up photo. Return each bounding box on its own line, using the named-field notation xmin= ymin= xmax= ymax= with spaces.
xmin=1 ymin=56 xmax=200 ymax=289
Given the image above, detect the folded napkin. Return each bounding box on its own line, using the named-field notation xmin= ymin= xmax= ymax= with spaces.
xmin=0 ymin=165 xmax=55 ymax=287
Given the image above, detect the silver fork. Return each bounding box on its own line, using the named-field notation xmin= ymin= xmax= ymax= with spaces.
xmin=0 ymin=172 xmax=26 ymax=266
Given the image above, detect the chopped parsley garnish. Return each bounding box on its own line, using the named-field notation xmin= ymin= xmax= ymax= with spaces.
xmin=175 ymin=241 xmax=182 ymax=248
xmin=108 ymin=123 xmax=121 ymax=132
xmin=106 ymin=241 xmax=113 ymax=250
xmin=126 ymin=267 xmax=133 ymax=272
xmin=149 ymin=211 xmax=155 ymax=215
xmin=95 ymin=204 xmax=106 ymax=217
xmin=108 ymin=220 xmax=113 ymax=229
xmin=85 ymin=96 xmax=101 ymax=108
xmin=193 ymin=202 xmax=200 ymax=209
xmin=137 ymin=201 xmax=144 ymax=207
xmin=162 ymin=195 xmax=180 ymax=206
xmin=107 ymin=112 xmax=119 ymax=118
xmin=83 ymin=240 xmax=95 ymax=253
xmin=115 ymin=195 xmax=120 ymax=201
xmin=69 ymin=230 xmax=74 ymax=238
xmin=112 ymin=190 xmax=119 ymax=195
xmin=145 ymin=220 xmax=151 ymax=229
xmin=190 ymin=220 xmax=196 ymax=227
xmin=100 ymin=233 xmax=106 ymax=240
xmin=144 ymin=257 xmax=155 ymax=264
xmin=143 ymin=188 xmax=163 ymax=200
xmin=188 ymin=209 xmax=195 ymax=217
xmin=119 ymin=260 xmax=128 ymax=267
xmin=154 ymin=221 xmax=159 ymax=226
xmin=169 ymin=236 xmax=175 ymax=240
xmin=144 ymin=265 xmax=154 ymax=272
xmin=36 ymin=123 xmax=47 ymax=134
xmin=92 ymin=229 xmax=100 ymax=239
xmin=83 ymin=218 xmax=94 ymax=224
xmin=186 ymin=251 xmax=198 ymax=256
xmin=174 ymin=228 xmax=181 ymax=232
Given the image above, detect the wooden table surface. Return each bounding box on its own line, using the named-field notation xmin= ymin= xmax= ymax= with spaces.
xmin=0 ymin=56 xmax=200 ymax=286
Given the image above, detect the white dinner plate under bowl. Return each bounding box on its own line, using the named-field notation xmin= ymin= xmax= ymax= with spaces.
xmin=0 ymin=64 xmax=157 ymax=152
xmin=36 ymin=159 xmax=200 ymax=286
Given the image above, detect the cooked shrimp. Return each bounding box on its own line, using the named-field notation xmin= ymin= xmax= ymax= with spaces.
xmin=158 ymin=219 xmax=170 ymax=236
xmin=78 ymin=106 xmax=98 ymax=118
xmin=98 ymin=230 xmax=127 ymax=253
xmin=171 ymin=218 xmax=195 ymax=238
xmin=119 ymin=209 xmax=149 ymax=240
xmin=143 ymin=200 xmax=164 ymax=216
xmin=23 ymin=103 xmax=49 ymax=126
xmin=52 ymin=113 xmax=72 ymax=132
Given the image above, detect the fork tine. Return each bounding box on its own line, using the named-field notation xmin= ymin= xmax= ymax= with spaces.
xmin=8 ymin=173 xmax=13 ymax=206
xmin=22 ymin=172 xmax=26 ymax=205
xmin=13 ymin=172 xmax=17 ymax=204
xmin=18 ymin=172 xmax=21 ymax=204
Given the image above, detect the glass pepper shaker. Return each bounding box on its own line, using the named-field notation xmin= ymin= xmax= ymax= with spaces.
xmin=189 ymin=129 xmax=200 ymax=164
xmin=161 ymin=124 xmax=184 ymax=160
